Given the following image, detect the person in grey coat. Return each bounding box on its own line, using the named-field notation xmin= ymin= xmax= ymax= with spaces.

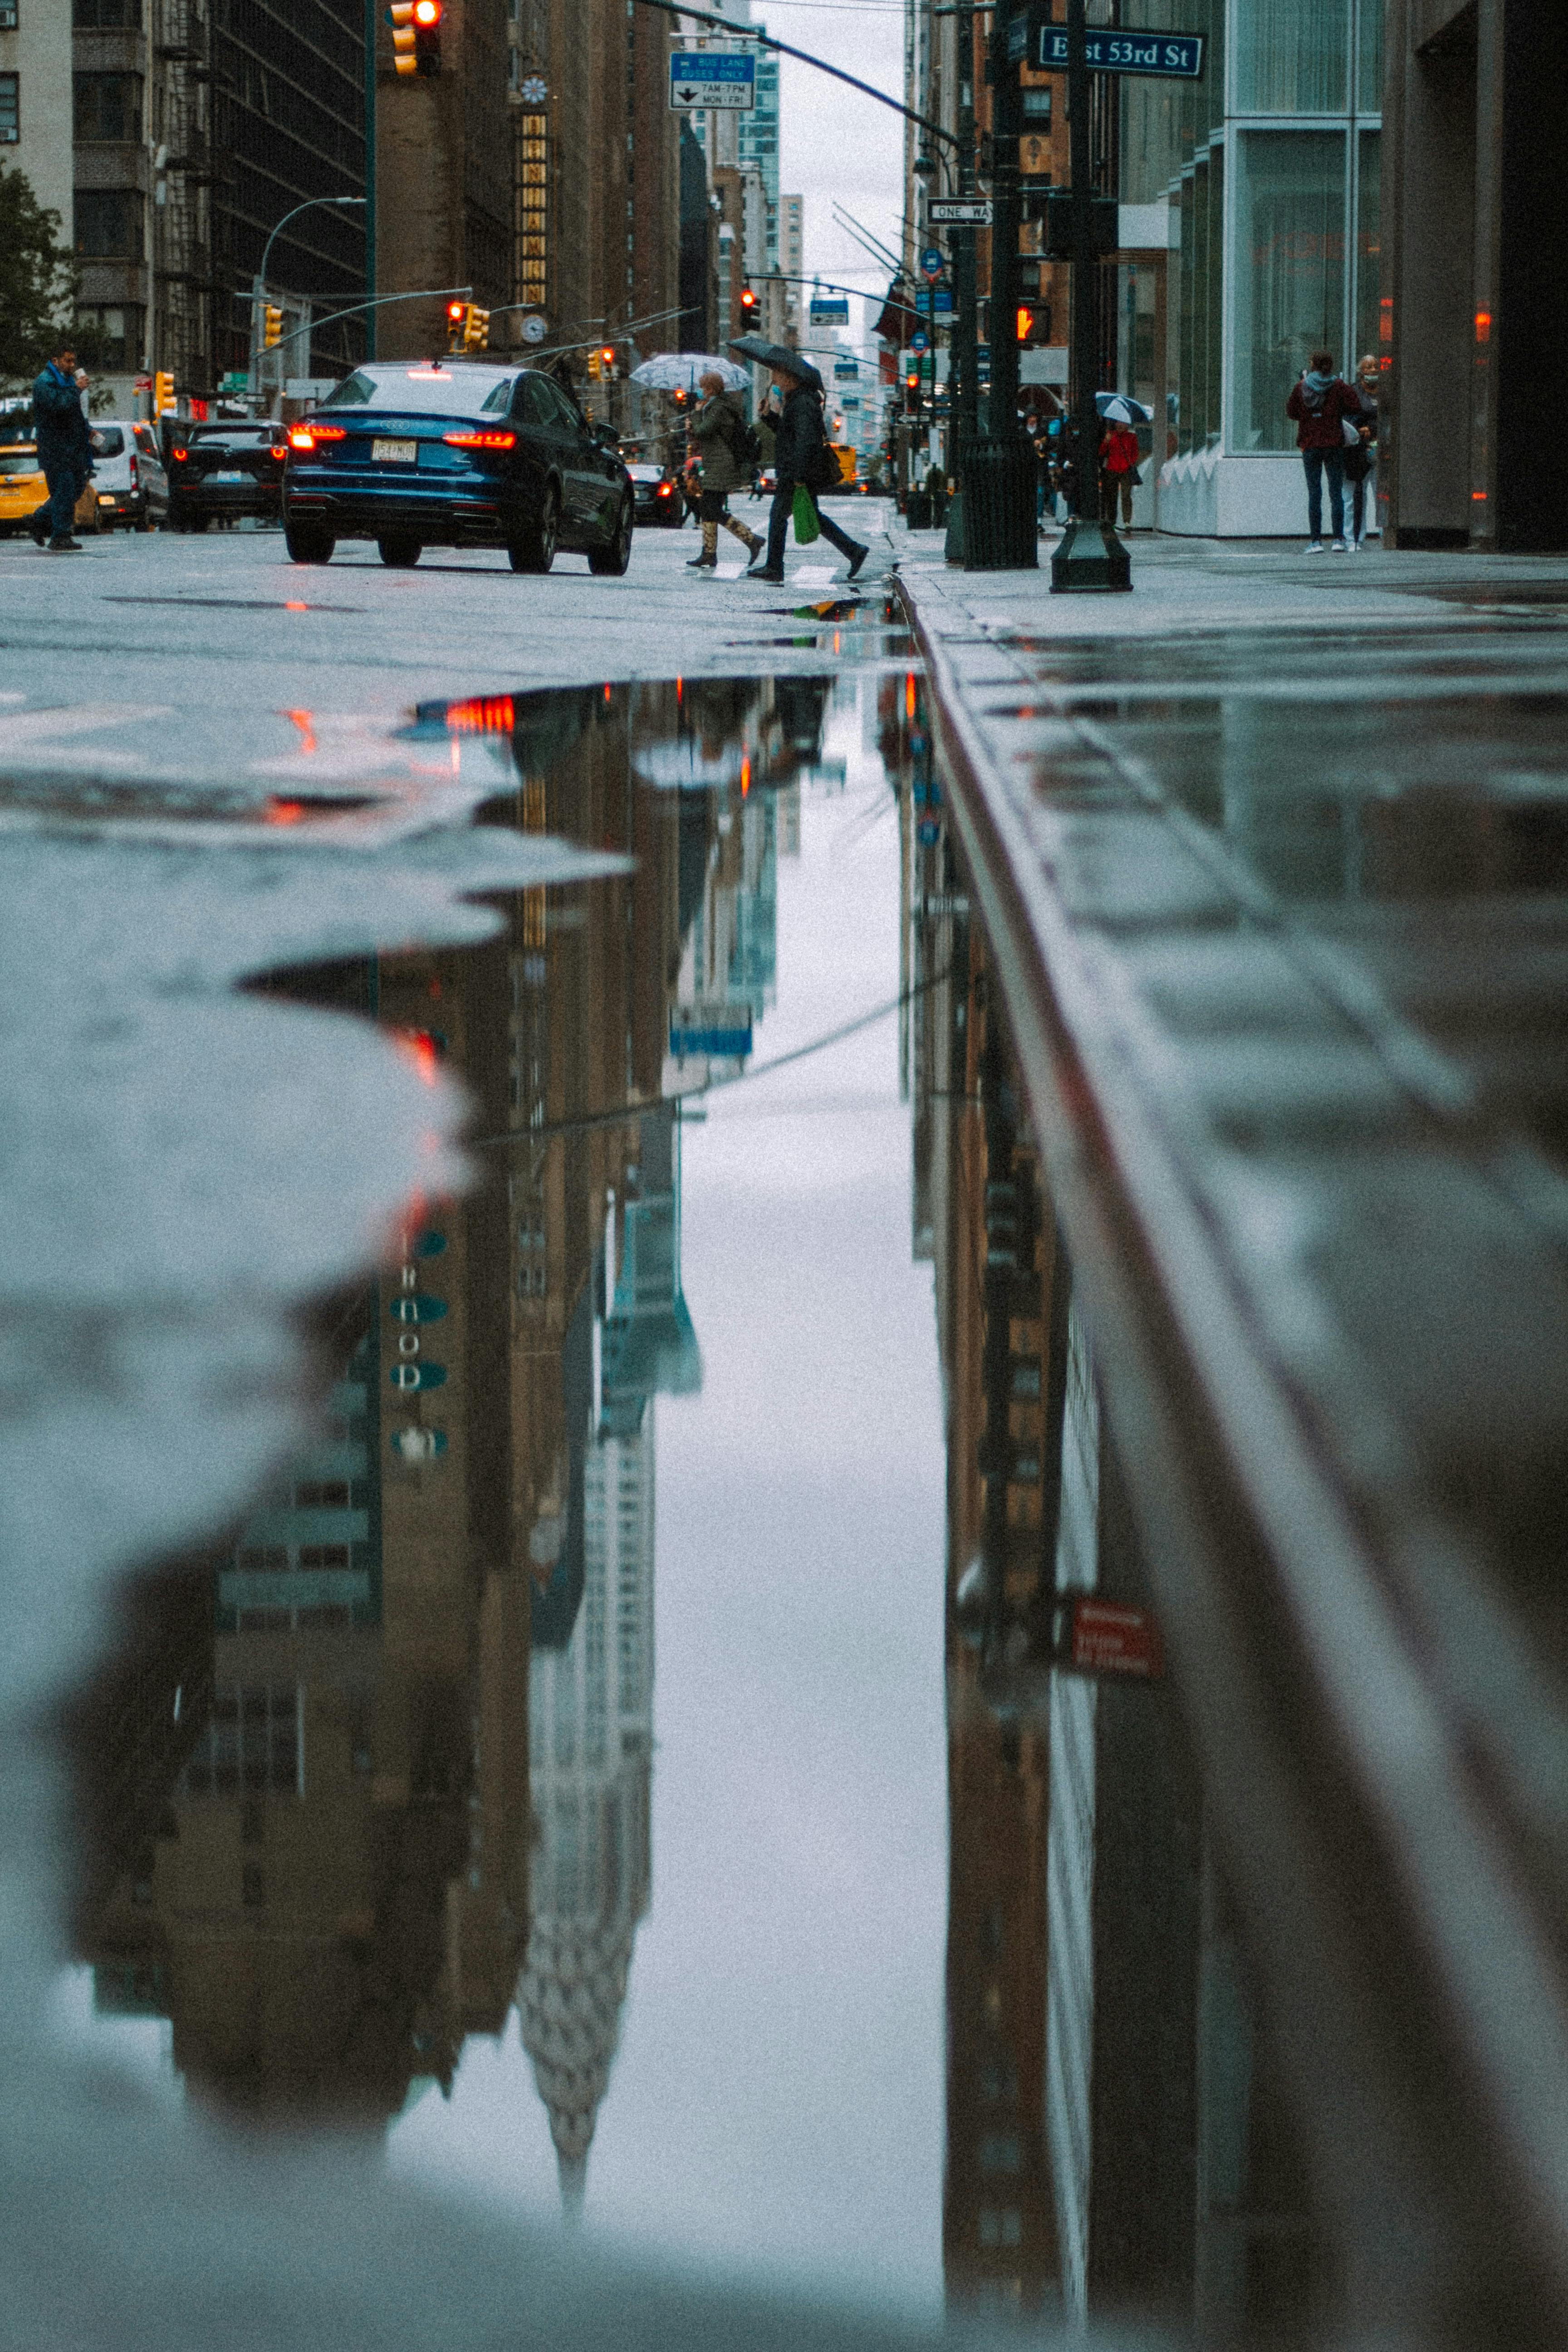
xmin=29 ymin=343 xmax=93 ymax=552
xmin=685 ymin=373 xmax=765 ymax=570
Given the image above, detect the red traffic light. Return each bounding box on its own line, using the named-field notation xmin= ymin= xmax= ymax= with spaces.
xmin=601 ymin=346 xmax=616 ymax=368
xmin=413 ymin=0 xmax=439 ymax=17
xmin=446 ymin=300 xmax=465 ymax=321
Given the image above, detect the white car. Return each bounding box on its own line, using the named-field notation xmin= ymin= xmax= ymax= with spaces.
xmin=78 ymin=419 xmax=170 ymax=532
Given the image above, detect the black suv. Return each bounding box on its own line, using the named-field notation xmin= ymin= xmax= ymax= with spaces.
xmin=166 ymin=421 xmax=289 ymax=531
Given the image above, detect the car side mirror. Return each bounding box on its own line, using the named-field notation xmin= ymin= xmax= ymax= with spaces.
xmin=591 ymin=422 xmax=619 ymax=451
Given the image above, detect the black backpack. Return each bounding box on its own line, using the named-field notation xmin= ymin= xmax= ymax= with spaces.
xmin=802 ymin=397 xmax=841 ymax=493
xmin=725 ymin=407 xmax=763 ymax=471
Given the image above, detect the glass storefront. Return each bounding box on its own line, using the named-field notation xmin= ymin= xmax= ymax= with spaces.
xmin=1232 ymin=129 xmax=1346 ymax=451
xmin=1233 ymin=0 xmax=1350 ymax=113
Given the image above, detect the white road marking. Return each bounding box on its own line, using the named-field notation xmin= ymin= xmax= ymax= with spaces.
xmin=0 ymin=703 xmax=173 ymax=746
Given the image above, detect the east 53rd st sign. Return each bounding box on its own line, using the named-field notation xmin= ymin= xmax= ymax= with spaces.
xmin=1008 ymin=15 xmax=1204 ymax=76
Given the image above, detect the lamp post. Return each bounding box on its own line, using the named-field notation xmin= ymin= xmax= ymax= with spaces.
xmin=958 ymin=0 xmax=1036 ymax=568
xmin=1050 ymin=0 xmax=1132 ymax=589
xmin=250 ymin=195 xmax=367 ymax=410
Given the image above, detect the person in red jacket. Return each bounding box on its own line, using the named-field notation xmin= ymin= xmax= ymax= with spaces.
xmin=1285 ymin=348 xmax=1361 ymax=551
xmin=1098 ymin=421 xmax=1140 ymax=528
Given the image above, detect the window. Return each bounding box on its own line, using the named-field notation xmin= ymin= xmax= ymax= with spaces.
xmin=74 ymin=71 xmax=142 ymax=141
xmin=74 ymin=188 xmax=140 ymax=258
xmin=980 ymin=2134 xmax=1024 ymax=2174
xmin=0 ymin=2 xmax=15 ymax=29
xmin=1233 ymin=130 xmax=1346 ymax=451
xmin=74 ymin=0 xmax=142 ymax=22
xmin=184 ymin=1685 xmax=301 ymax=1798
xmin=295 ymin=1480 xmax=350 ymax=1509
xmin=978 ymin=2209 xmax=1023 ymax=2249
xmin=1233 ymin=0 xmax=1348 ymax=113
xmin=88 ymin=424 xmax=124 ymax=456
xmin=78 ymin=308 xmax=140 ymax=369
xmin=0 ymin=74 xmax=16 ymax=143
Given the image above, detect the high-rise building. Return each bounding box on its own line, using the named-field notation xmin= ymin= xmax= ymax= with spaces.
xmin=375 ymin=0 xmax=512 ymax=361
xmin=1382 ymin=0 xmax=1568 ymax=551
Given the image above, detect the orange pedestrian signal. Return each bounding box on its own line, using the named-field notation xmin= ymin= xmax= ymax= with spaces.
xmin=1016 ymin=305 xmax=1034 ymax=342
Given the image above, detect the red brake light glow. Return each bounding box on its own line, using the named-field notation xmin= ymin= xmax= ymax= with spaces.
xmin=270 ymin=444 xmax=288 ymax=461
xmin=288 ymin=425 xmax=345 ymax=450
xmin=443 ymin=430 xmax=516 ymax=450
xmin=442 ymin=696 xmax=516 ymax=735
xmin=172 ymin=446 xmax=188 ymax=461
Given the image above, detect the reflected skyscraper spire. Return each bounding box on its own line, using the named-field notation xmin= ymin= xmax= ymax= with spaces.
xmin=518 ymin=1416 xmax=655 ymax=2214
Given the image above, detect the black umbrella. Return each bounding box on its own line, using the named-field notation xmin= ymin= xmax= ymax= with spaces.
xmin=728 ymin=333 xmax=822 ymax=387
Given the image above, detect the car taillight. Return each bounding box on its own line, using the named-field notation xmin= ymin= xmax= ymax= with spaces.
xmin=443 ymin=430 xmax=516 ymax=449
xmin=172 ymin=446 xmax=188 ymax=461
xmin=288 ymin=425 xmax=346 ymax=451
xmin=129 ymin=453 xmax=139 ymax=489
xmin=270 ymin=444 xmax=288 ymax=461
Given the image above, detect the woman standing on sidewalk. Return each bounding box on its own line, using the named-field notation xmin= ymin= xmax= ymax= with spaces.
xmin=1286 ymin=349 xmax=1360 ymax=552
xmin=685 ymin=372 xmax=765 ymax=571
xmin=1343 ymin=354 xmax=1381 ymax=549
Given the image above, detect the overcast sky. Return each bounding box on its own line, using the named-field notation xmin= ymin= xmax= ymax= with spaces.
xmin=769 ymin=0 xmax=907 ymax=347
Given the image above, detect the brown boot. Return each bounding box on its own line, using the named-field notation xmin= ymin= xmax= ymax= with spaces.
xmin=687 ymin=520 xmax=719 ymax=569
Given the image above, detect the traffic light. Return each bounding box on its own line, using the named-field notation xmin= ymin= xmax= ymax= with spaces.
xmin=599 ymin=345 xmax=616 ymax=377
xmin=390 ymin=0 xmax=441 ymax=74
xmin=446 ymin=299 xmax=466 ymax=351
xmin=904 ymin=365 xmax=921 ymax=415
xmin=586 ymin=347 xmax=601 ymax=381
xmin=264 ymin=304 xmax=284 ymax=349
xmin=152 ymin=370 xmax=174 ymax=414
xmin=463 ymin=304 xmax=490 ymax=351
xmin=739 ymin=285 xmax=758 ymax=327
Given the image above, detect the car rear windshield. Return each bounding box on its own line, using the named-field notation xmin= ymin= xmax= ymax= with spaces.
xmin=90 ymin=426 xmax=126 ymax=456
xmin=318 ymin=367 xmax=515 ymax=416
xmin=0 ymin=450 xmax=41 ymax=475
xmin=191 ymin=426 xmax=276 ymax=446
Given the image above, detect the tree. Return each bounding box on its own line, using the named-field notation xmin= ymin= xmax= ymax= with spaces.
xmin=0 ymin=162 xmax=78 ymax=392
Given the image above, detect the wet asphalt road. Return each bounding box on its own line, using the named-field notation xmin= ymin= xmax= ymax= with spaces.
xmin=0 ymin=510 xmax=895 ymax=812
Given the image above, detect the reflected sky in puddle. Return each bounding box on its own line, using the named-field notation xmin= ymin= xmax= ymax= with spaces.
xmin=52 ymin=665 xmax=976 ymax=2322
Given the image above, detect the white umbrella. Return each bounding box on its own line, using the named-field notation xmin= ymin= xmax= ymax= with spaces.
xmin=630 ymin=353 xmax=750 ymax=394
xmin=1095 ymin=392 xmax=1154 ymax=425
xmin=633 ymin=738 xmax=745 ymax=791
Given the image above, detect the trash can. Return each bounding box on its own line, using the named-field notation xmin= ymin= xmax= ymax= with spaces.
xmin=961 ymin=435 xmax=1039 ymax=571
xmin=907 ymin=489 xmax=933 ymax=530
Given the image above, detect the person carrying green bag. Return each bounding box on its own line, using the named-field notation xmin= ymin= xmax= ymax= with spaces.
xmin=747 ymin=362 xmax=868 ymax=585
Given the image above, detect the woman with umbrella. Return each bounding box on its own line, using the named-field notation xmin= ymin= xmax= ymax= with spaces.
xmin=1096 ymin=392 xmax=1150 ymax=532
xmin=684 ymin=370 xmax=766 ymax=571
xmin=732 ymin=336 xmax=870 ymax=587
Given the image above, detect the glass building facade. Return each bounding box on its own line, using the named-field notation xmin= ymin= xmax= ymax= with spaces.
xmin=1120 ymin=0 xmax=1382 ymax=534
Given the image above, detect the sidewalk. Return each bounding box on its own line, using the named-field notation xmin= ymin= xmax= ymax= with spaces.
xmin=891 ymin=518 xmax=1568 ymax=2249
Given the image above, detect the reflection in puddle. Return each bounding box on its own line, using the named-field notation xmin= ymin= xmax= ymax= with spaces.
xmin=56 ymin=663 xmax=964 ymax=2316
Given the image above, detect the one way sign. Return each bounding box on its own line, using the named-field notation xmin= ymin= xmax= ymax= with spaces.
xmin=669 ymin=50 xmax=756 ymax=108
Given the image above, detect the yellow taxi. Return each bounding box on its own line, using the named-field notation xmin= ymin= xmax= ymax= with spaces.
xmin=0 ymin=436 xmax=49 ymax=536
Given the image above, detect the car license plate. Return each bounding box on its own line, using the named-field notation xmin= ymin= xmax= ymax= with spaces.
xmin=373 ymin=439 xmax=417 ymax=465
xmin=211 ymin=471 xmax=247 ymax=484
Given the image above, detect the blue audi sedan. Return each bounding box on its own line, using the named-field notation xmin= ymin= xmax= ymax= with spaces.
xmin=282 ymin=358 xmax=634 ymax=574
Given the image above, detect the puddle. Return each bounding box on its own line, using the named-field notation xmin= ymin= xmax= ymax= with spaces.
xmin=32 ymin=662 xmax=992 ymax=2325
xmin=98 ymin=597 xmax=365 ymax=614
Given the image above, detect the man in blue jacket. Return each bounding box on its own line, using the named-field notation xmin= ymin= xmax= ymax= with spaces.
xmin=29 ymin=343 xmax=93 ymax=552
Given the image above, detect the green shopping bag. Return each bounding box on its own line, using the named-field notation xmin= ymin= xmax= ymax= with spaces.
xmin=792 ymin=484 xmax=820 ymax=545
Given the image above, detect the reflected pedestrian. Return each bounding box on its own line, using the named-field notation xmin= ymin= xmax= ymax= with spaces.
xmin=748 ymin=363 xmax=868 ymax=587
xmin=684 ymin=370 xmax=765 ymax=572
xmin=1344 ymin=353 xmax=1381 ymax=550
xmin=29 ymin=343 xmax=93 ymax=553
xmin=1286 ymin=348 xmax=1359 ymax=553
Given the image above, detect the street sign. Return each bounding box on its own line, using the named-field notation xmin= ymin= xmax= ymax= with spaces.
xmin=921 ymin=244 xmax=944 ymax=278
xmin=930 ymin=197 xmax=992 ymax=226
xmin=1063 ymin=1597 xmax=1165 ymax=1679
xmin=809 ymin=296 xmax=849 ymax=323
xmin=910 ymin=329 xmax=929 ymax=355
xmin=1009 ymin=14 xmax=1204 ymax=77
xmin=219 ymin=369 xmax=249 ymax=393
xmin=933 ymin=285 xmax=955 ymax=314
xmin=668 ymin=50 xmax=755 ymax=108
xmin=833 ymin=360 xmax=858 ymax=379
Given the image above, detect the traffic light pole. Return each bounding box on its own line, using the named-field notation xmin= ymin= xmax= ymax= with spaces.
xmin=959 ymin=0 xmax=1036 ymax=568
xmin=1050 ymin=0 xmax=1131 ymax=589
xmin=249 ymin=194 xmax=367 ymax=412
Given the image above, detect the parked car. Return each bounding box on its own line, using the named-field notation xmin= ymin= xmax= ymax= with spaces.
xmin=0 ymin=432 xmax=47 ymax=537
xmin=281 ymin=359 xmax=634 ymax=573
xmin=74 ymin=419 xmax=170 ymax=531
xmin=627 ymin=461 xmax=683 ymax=528
xmin=166 ymin=420 xmax=289 ymax=530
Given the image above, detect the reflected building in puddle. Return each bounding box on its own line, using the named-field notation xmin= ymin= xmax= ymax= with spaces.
xmin=903 ymin=673 xmax=1331 ymax=2338
xmin=67 ymin=677 xmax=819 ymax=2189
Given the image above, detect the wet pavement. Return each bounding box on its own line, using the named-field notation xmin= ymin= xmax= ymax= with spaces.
xmin=0 ymin=514 xmax=1050 ymax=2346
